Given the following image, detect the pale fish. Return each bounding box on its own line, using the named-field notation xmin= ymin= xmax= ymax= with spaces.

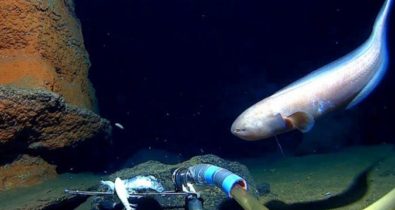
xmin=231 ymin=0 xmax=392 ymax=140
xmin=115 ymin=177 xmax=133 ymax=210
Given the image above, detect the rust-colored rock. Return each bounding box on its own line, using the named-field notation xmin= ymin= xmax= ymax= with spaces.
xmin=0 ymin=154 xmax=57 ymax=191
xmin=0 ymin=1 xmax=112 ymax=190
xmin=0 ymin=0 xmax=96 ymax=111
xmin=0 ymin=86 xmax=111 ymax=150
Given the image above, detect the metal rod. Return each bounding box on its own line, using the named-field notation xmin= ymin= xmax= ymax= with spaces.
xmin=64 ymin=189 xmax=113 ymax=196
xmin=65 ymin=189 xmax=198 ymax=197
xmin=132 ymin=191 xmax=197 ymax=196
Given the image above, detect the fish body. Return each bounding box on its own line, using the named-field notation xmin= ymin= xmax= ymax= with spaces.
xmin=101 ymin=175 xmax=164 ymax=194
xmin=231 ymin=0 xmax=392 ymax=140
xmin=124 ymin=175 xmax=165 ymax=193
xmin=115 ymin=177 xmax=133 ymax=210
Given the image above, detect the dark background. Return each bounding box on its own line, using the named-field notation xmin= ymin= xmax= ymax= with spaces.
xmin=73 ymin=0 xmax=395 ymax=162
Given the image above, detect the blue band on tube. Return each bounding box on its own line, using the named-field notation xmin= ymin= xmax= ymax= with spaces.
xmin=204 ymin=165 xmax=220 ymax=184
xmin=222 ymin=174 xmax=244 ymax=197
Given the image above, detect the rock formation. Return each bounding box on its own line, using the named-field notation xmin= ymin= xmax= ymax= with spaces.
xmin=0 ymin=87 xmax=111 ymax=152
xmin=0 ymin=0 xmax=112 ymax=191
xmin=0 ymin=87 xmax=112 ymax=190
xmin=0 ymin=0 xmax=96 ymax=110
xmin=0 ymin=155 xmax=57 ymax=191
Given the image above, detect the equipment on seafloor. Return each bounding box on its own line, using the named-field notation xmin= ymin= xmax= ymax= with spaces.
xmin=173 ymin=164 xmax=267 ymax=210
xmin=363 ymin=187 xmax=395 ymax=210
xmin=65 ymin=166 xmax=395 ymax=210
xmin=64 ymin=164 xmax=268 ymax=210
xmin=65 ymin=174 xmax=201 ymax=210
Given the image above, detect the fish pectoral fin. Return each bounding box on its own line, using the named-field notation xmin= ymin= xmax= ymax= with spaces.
xmin=271 ymin=113 xmax=287 ymax=130
xmin=285 ymin=112 xmax=315 ymax=133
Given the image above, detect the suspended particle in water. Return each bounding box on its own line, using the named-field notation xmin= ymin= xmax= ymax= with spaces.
xmin=114 ymin=123 xmax=124 ymax=130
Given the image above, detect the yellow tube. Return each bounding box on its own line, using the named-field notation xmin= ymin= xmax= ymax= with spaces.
xmin=230 ymin=184 xmax=269 ymax=210
xmin=363 ymin=188 xmax=395 ymax=210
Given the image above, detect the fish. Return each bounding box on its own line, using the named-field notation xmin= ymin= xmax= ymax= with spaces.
xmin=115 ymin=177 xmax=133 ymax=210
xmin=101 ymin=175 xmax=165 ymax=194
xmin=123 ymin=175 xmax=165 ymax=193
xmin=231 ymin=0 xmax=392 ymax=141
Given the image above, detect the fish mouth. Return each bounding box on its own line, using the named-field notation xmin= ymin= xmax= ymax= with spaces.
xmin=231 ymin=128 xmax=246 ymax=139
xmin=231 ymin=127 xmax=246 ymax=135
xmin=231 ymin=118 xmax=262 ymax=140
xmin=230 ymin=123 xmax=255 ymax=141
xmin=232 ymin=130 xmax=262 ymax=141
xmin=231 ymin=122 xmax=271 ymax=141
xmin=230 ymin=121 xmax=244 ymax=135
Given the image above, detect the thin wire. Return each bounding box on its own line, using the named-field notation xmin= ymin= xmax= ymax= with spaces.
xmin=274 ymin=135 xmax=285 ymax=157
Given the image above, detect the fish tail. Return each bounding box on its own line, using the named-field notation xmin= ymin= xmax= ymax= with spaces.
xmin=346 ymin=0 xmax=392 ymax=109
xmin=372 ymin=0 xmax=393 ymax=39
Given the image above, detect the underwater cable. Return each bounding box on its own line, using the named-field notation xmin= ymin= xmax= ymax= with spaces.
xmin=230 ymin=184 xmax=269 ymax=210
xmin=363 ymin=188 xmax=395 ymax=210
xmin=179 ymin=164 xmax=269 ymax=210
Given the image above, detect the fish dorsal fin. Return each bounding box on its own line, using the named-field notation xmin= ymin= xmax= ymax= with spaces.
xmin=271 ymin=113 xmax=287 ymax=131
xmin=285 ymin=112 xmax=315 ymax=133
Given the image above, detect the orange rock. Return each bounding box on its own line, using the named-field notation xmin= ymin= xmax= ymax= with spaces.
xmin=0 ymin=87 xmax=111 ymax=149
xmin=0 ymin=155 xmax=57 ymax=191
xmin=0 ymin=0 xmax=97 ymax=111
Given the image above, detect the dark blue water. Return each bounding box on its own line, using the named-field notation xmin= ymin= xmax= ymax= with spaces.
xmin=74 ymin=0 xmax=395 ymax=163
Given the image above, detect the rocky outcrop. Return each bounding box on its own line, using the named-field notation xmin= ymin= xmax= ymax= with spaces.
xmin=0 ymin=0 xmax=96 ymax=110
xmin=0 ymin=87 xmax=112 ymax=189
xmin=0 ymin=87 xmax=111 ymax=151
xmin=0 ymin=154 xmax=57 ymax=192
xmin=0 ymin=0 xmax=111 ymax=191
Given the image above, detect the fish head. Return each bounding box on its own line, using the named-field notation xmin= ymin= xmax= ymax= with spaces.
xmin=231 ymin=103 xmax=287 ymax=141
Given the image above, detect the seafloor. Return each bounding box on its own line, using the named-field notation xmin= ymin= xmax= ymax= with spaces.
xmin=0 ymin=144 xmax=393 ymax=210
xmin=241 ymin=144 xmax=395 ymax=210
xmin=0 ymin=172 xmax=101 ymax=210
